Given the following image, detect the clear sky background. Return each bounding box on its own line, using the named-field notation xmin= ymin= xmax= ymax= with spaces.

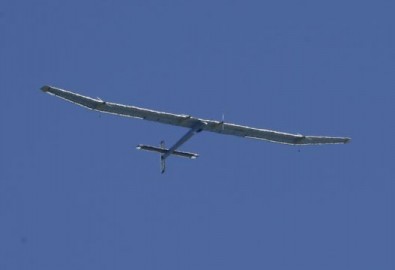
xmin=1 ymin=0 xmax=394 ymax=269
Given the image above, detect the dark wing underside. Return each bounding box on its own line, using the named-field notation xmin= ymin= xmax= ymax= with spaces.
xmin=41 ymin=85 xmax=350 ymax=145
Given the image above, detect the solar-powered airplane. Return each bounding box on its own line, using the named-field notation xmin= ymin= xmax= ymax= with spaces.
xmin=41 ymin=86 xmax=350 ymax=173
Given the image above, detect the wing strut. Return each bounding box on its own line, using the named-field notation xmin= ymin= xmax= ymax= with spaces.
xmin=137 ymin=122 xmax=206 ymax=173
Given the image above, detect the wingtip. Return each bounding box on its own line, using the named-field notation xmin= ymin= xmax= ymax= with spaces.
xmin=40 ymin=85 xmax=51 ymax=92
xmin=344 ymin=138 xmax=351 ymax=144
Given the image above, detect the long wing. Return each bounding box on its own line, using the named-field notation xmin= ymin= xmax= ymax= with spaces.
xmin=41 ymin=85 xmax=350 ymax=145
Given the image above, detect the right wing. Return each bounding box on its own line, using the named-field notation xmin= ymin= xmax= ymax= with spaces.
xmin=203 ymin=122 xmax=350 ymax=145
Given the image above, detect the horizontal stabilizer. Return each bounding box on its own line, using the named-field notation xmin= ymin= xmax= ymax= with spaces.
xmin=136 ymin=144 xmax=199 ymax=159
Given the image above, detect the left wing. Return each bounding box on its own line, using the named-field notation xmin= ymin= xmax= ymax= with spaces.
xmin=41 ymin=85 xmax=350 ymax=145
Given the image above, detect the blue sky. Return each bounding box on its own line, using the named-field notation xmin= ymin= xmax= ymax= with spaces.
xmin=1 ymin=0 xmax=394 ymax=269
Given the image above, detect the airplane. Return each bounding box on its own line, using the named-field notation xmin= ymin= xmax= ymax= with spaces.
xmin=41 ymin=85 xmax=350 ymax=173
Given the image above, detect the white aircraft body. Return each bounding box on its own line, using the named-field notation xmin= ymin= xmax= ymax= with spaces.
xmin=41 ymin=85 xmax=350 ymax=173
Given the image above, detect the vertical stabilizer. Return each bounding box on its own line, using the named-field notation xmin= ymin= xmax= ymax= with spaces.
xmin=160 ymin=141 xmax=166 ymax=174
